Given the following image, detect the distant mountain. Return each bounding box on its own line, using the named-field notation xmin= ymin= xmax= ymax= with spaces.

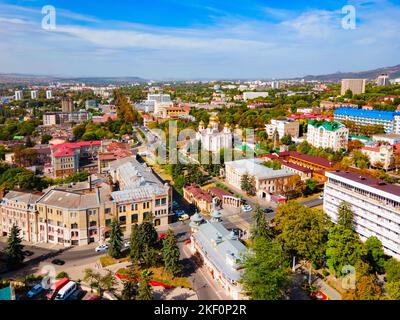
xmin=299 ymin=64 xmax=400 ymax=82
xmin=0 ymin=73 xmax=147 ymax=85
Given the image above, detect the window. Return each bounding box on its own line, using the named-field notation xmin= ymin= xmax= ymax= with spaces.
xmin=105 ymin=208 xmax=111 ymax=214
xmin=131 ymin=214 xmax=138 ymax=223
xmin=89 ymin=221 xmax=97 ymax=227
xmin=105 ymin=219 xmax=111 ymax=226
xmin=119 ymin=206 xmax=126 ymax=213
xmin=131 ymin=203 xmax=138 ymax=211
xmin=71 ymin=223 xmax=78 ymax=229
xmin=119 ymin=216 xmax=126 ymax=224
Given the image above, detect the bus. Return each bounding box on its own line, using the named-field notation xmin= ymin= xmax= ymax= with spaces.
xmin=46 ymin=277 xmax=70 ymax=300
xmin=54 ymin=281 xmax=77 ymax=300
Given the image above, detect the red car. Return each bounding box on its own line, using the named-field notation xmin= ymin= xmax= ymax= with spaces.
xmin=310 ymin=291 xmax=329 ymax=300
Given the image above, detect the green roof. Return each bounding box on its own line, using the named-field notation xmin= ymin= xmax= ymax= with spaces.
xmin=13 ymin=136 xmax=24 ymax=140
xmin=308 ymin=120 xmax=344 ymax=131
xmin=349 ymin=134 xmax=372 ymax=141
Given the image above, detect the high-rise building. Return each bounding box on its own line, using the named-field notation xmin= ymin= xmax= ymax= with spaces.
xmin=30 ymin=90 xmax=38 ymax=100
xmin=46 ymin=90 xmax=53 ymax=99
xmin=376 ymin=73 xmax=390 ymax=86
xmin=341 ymin=79 xmax=367 ymax=95
xmin=271 ymin=81 xmax=280 ymax=89
xmin=14 ymin=90 xmax=23 ymax=100
xmin=324 ymin=171 xmax=400 ymax=260
xmin=61 ymin=97 xmax=74 ymax=112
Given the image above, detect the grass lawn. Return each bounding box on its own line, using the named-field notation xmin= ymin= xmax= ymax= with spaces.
xmin=117 ymin=266 xmax=192 ymax=289
xmin=100 ymin=256 xmax=130 ymax=268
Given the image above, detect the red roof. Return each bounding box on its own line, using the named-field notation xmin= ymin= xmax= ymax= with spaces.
xmin=207 ymin=186 xmax=231 ymax=199
xmin=184 ymin=185 xmax=213 ymax=203
xmin=288 ymin=152 xmax=335 ymax=168
xmin=53 ymin=148 xmax=75 ymax=157
xmin=51 ymin=140 xmax=101 ymax=150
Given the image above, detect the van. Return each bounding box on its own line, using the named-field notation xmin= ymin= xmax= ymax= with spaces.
xmin=54 ymin=281 xmax=77 ymax=300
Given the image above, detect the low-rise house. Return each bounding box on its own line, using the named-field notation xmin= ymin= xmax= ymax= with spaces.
xmin=362 ymin=145 xmax=394 ymax=170
xmin=183 ymin=185 xmax=213 ymax=213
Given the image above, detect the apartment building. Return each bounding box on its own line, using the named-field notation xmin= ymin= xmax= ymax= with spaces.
xmin=265 ymin=119 xmax=300 ymax=139
xmin=362 ymin=145 xmax=394 ymax=170
xmin=109 ymin=156 xmax=172 ymax=229
xmin=243 ymin=92 xmax=268 ymax=101
xmin=224 ymin=158 xmax=295 ymax=200
xmin=43 ymin=110 xmax=90 ymax=126
xmin=0 ymin=191 xmax=43 ymax=242
xmin=341 ymin=79 xmax=367 ymax=95
xmin=36 ymin=181 xmax=113 ymax=246
xmin=307 ymin=120 xmax=349 ymax=151
xmin=334 ymin=108 xmax=400 ymax=134
xmin=324 ymin=171 xmax=400 ymax=260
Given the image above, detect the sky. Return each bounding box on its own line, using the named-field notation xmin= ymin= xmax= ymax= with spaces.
xmin=0 ymin=0 xmax=399 ymax=80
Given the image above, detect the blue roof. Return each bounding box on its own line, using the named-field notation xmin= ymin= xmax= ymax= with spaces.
xmin=334 ymin=108 xmax=400 ymax=120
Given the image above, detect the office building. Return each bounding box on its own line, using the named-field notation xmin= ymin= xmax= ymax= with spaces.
xmin=377 ymin=74 xmax=390 ymax=86
xmin=341 ymin=79 xmax=367 ymax=95
xmin=324 ymin=171 xmax=400 ymax=260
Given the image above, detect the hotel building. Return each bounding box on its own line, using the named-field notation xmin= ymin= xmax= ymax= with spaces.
xmin=341 ymin=79 xmax=367 ymax=95
xmin=265 ymin=119 xmax=300 ymax=139
xmin=324 ymin=171 xmax=400 ymax=260
xmin=307 ymin=120 xmax=349 ymax=151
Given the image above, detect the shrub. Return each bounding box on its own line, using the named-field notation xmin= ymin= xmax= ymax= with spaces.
xmin=56 ymin=272 xmax=69 ymax=279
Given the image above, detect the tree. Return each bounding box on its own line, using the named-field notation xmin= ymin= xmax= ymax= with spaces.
xmin=130 ymin=224 xmax=142 ymax=265
xmin=240 ymin=173 xmax=255 ymax=196
xmin=108 ymin=219 xmax=123 ymax=259
xmin=344 ymin=89 xmax=353 ymax=99
xmin=41 ymin=134 xmax=52 ymax=144
xmin=352 ymin=150 xmax=370 ymax=169
xmin=385 ymin=281 xmax=400 ymax=300
xmin=364 ymin=237 xmax=386 ymax=274
xmin=240 ymin=236 xmax=289 ymax=300
xmin=139 ymin=222 xmax=158 ymax=248
xmin=275 ymin=201 xmax=329 ymax=266
xmin=337 ymin=202 xmax=354 ymax=230
xmin=280 ymin=134 xmax=292 ymax=146
xmin=162 ymin=230 xmax=182 ymax=277
xmin=384 ymin=258 xmax=400 ymax=282
xmin=304 ymin=178 xmax=318 ymax=195
xmin=142 ymin=244 xmax=159 ymax=268
xmin=326 ymin=225 xmax=365 ymax=276
xmin=4 ymin=225 xmax=25 ymax=269
xmin=121 ymin=279 xmax=137 ymax=300
xmin=83 ymin=268 xmax=116 ymax=297
xmin=137 ymin=272 xmax=153 ymax=300
xmin=251 ymin=207 xmax=274 ymax=240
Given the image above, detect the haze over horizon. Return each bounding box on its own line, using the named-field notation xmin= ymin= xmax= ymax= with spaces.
xmin=1 ymin=0 xmax=400 ymax=79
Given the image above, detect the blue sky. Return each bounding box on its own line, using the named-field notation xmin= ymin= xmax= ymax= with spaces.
xmin=0 ymin=0 xmax=399 ymax=79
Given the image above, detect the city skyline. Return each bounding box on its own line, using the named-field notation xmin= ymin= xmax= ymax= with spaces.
xmin=0 ymin=0 xmax=400 ymax=79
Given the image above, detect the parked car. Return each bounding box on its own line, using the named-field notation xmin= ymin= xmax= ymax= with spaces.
xmin=26 ymin=284 xmax=44 ymax=299
xmin=68 ymin=288 xmax=85 ymax=300
xmin=51 ymin=259 xmax=65 ymax=266
xmin=95 ymin=244 xmax=109 ymax=253
xmin=241 ymin=205 xmax=253 ymax=212
xmin=319 ymin=194 xmax=324 ymax=200
xmin=179 ymin=214 xmax=190 ymax=221
xmin=263 ymin=207 xmax=274 ymax=214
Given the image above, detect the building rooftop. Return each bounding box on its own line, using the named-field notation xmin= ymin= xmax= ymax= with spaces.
xmin=287 ymin=151 xmax=335 ymax=168
xmin=193 ymin=221 xmax=247 ymax=282
xmin=1 ymin=191 xmax=42 ymax=206
xmin=225 ymin=158 xmax=294 ymax=180
xmin=308 ymin=120 xmax=345 ymax=131
xmin=334 ymin=108 xmax=400 ymax=120
xmin=327 ymin=170 xmax=400 ymax=197
xmin=184 ymin=185 xmax=213 ymax=203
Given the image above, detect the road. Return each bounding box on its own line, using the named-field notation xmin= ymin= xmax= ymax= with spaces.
xmin=301 ymin=198 xmax=323 ymax=208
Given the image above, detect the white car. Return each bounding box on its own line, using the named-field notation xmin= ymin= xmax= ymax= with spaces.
xmin=95 ymin=244 xmax=109 ymax=253
xmin=241 ymin=205 xmax=253 ymax=212
xmin=179 ymin=214 xmax=190 ymax=221
xmin=319 ymin=194 xmax=324 ymax=200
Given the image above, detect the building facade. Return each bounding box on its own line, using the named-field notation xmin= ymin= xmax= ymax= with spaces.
xmin=341 ymin=79 xmax=366 ymax=95
xmin=196 ymin=116 xmax=233 ymax=153
xmin=324 ymin=171 xmax=400 ymax=260
xmin=307 ymin=120 xmax=349 ymax=151
xmin=265 ymin=119 xmax=300 ymax=139
xmin=362 ymin=145 xmax=394 ymax=170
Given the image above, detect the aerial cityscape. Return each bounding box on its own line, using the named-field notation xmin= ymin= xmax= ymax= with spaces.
xmin=1 ymin=0 xmax=400 ymax=308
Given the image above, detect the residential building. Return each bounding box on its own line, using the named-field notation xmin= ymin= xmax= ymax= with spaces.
xmin=196 ymin=116 xmax=233 ymax=153
xmin=147 ymin=94 xmax=171 ymax=104
xmin=323 ymin=171 xmax=400 ymax=260
xmin=0 ymin=191 xmax=43 ymax=242
xmin=224 ymin=158 xmax=296 ymax=200
xmin=46 ymin=90 xmax=53 ymax=99
xmin=320 ymin=101 xmax=358 ymax=110
xmin=307 ymin=120 xmax=349 ymax=151
xmin=243 ymin=92 xmax=268 ymax=101
xmin=341 ymin=79 xmax=367 ymax=95
xmin=377 ymin=74 xmax=390 ymax=86
xmin=97 ymin=140 xmax=132 ymax=173
xmin=30 ymin=90 xmax=38 ymax=100
xmin=372 ymin=134 xmax=400 ymax=145
xmin=334 ymin=108 xmax=400 ymax=134
xmin=61 ymin=97 xmax=74 ymax=113
xmin=265 ymin=118 xmax=300 ymax=139
xmin=362 ymin=145 xmax=394 ymax=170
xmin=14 ymin=90 xmax=22 ymax=101
xmin=36 ymin=182 xmax=113 ymax=246
xmin=43 ymin=110 xmax=90 ymax=126
xmin=109 ymin=156 xmax=172 ymax=228
xmin=189 ymin=218 xmax=247 ymax=300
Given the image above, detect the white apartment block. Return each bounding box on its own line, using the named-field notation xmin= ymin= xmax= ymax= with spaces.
xmin=324 ymin=171 xmax=400 ymax=260
xmin=265 ymin=119 xmax=300 ymax=139
xmin=307 ymin=121 xmax=349 ymax=151
xmin=243 ymin=92 xmax=269 ymax=101
xmin=46 ymin=90 xmax=53 ymax=99
xmin=31 ymin=90 xmax=38 ymax=100
xmin=14 ymin=90 xmax=23 ymax=100
xmin=341 ymin=79 xmax=367 ymax=96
